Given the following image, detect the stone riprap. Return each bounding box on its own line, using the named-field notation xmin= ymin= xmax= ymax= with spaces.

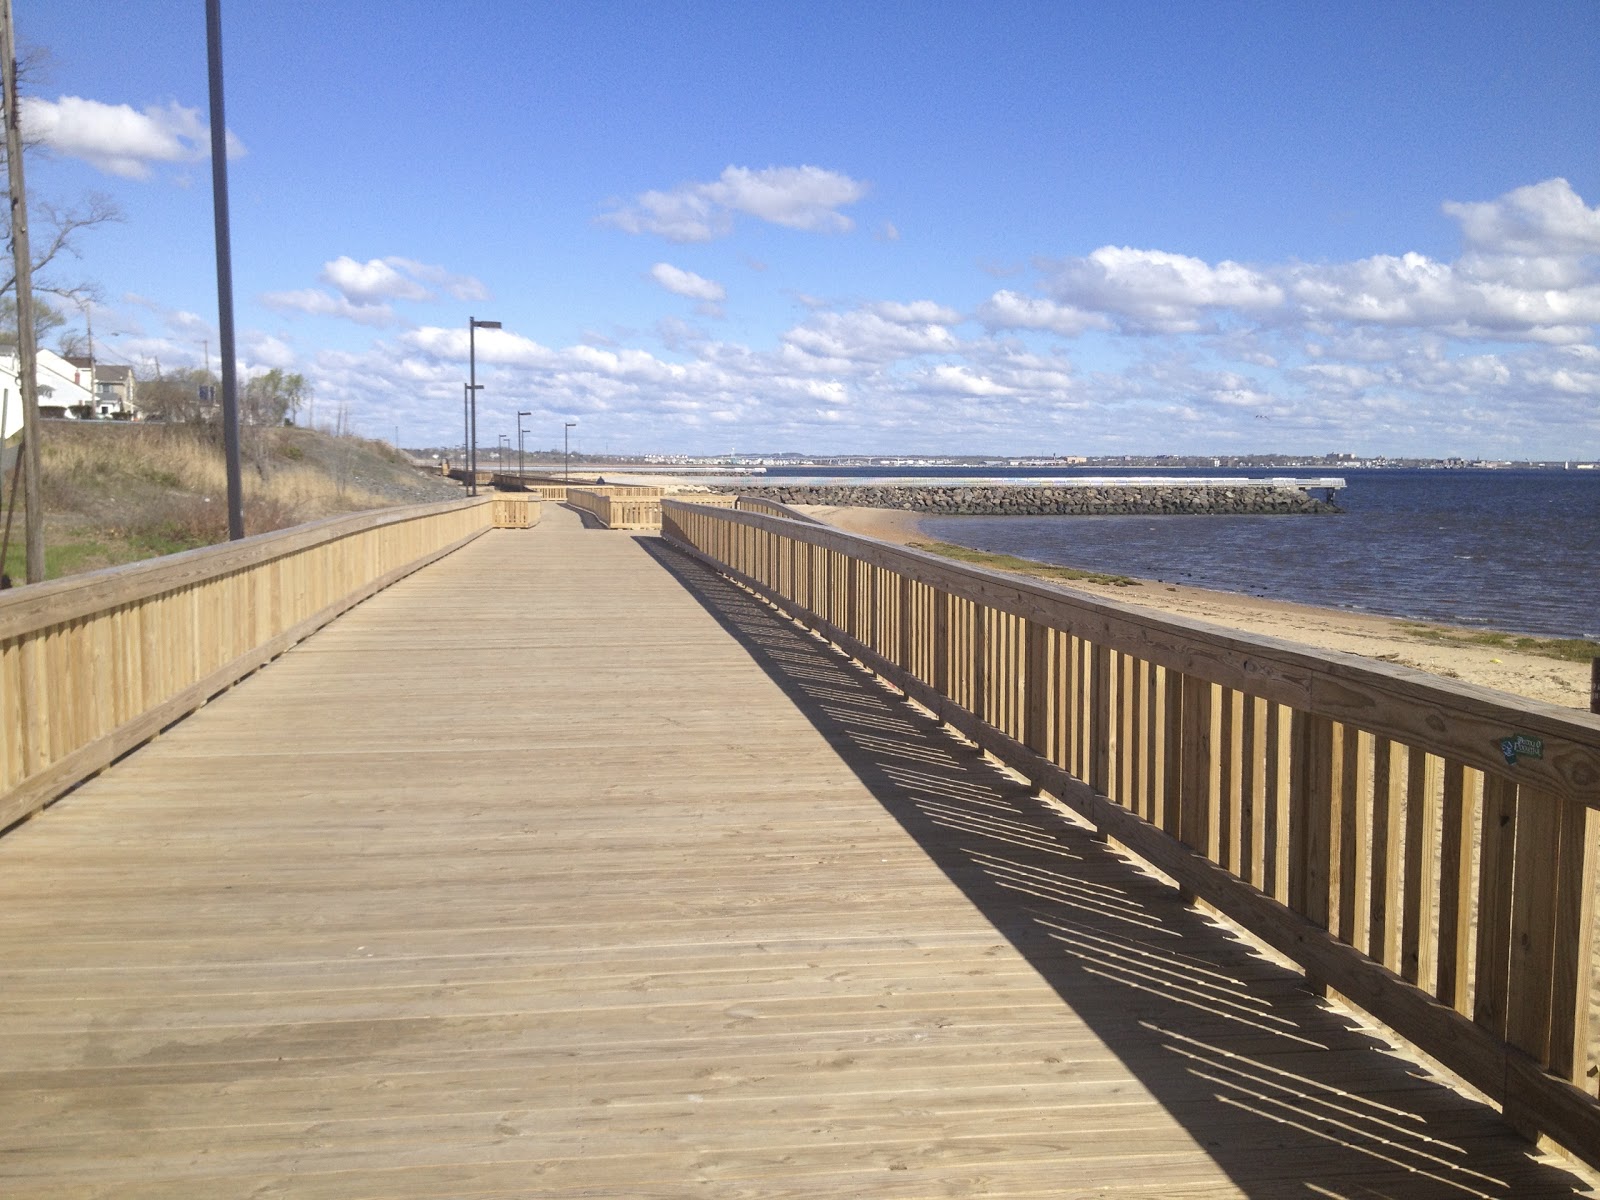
xmin=723 ymin=483 xmax=1341 ymax=516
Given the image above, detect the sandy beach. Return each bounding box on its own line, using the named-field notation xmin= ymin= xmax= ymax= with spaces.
xmin=799 ymin=505 xmax=1596 ymax=712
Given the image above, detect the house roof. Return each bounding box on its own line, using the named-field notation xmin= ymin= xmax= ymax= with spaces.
xmin=60 ymin=356 xmax=134 ymax=384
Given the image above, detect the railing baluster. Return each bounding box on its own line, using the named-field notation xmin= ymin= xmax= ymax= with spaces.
xmin=1437 ymin=763 xmax=1481 ymax=1016
xmin=1475 ymin=772 xmax=1520 ymax=1038
xmin=1549 ymin=802 xmax=1599 ymax=1089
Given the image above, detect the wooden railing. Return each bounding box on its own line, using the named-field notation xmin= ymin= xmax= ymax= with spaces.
xmin=487 ymin=475 xmax=573 ymax=500
xmin=490 ymin=496 xmax=540 ymax=528
xmin=570 ymin=488 xmax=733 ymax=530
xmin=0 ymin=497 xmax=500 ymax=831
xmin=735 ymin=495 xmax=822 ymax=523
xmin=662 ymin=499 xmax=1600 ymax=1167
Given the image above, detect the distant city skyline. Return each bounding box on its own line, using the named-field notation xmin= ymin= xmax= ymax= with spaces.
xmin=17 ymin=1 xmax=1600 ymax=459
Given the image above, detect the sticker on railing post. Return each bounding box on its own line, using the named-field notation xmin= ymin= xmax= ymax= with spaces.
xmin=1497 ymin=734 xmax=1544 ymax=766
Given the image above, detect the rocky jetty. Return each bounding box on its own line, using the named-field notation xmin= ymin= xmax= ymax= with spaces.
xmin=722 ymin=483 xmax=1340 ymax=516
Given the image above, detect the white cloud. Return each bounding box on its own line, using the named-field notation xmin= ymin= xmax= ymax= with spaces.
xmin=1042 ymin=246 xmax=1284 ymax=333
xmin=919 ymin=364 xmax=1015 ymax=396
xmin=650 ymin=263 xmax=726 ymax=303
xmin=384 ymin=258 xmax=491 ymax=303
xmin=1443 ymin=178 xmax=1600 ymax=257
xmin=244 ymin=333 xmax=298 ymax=371
xmin=982 ymin=180 xmax=1600 ymax=347
xmin=260 ymin=257 xmax=488 ymax=327
xmin=783 ymin=309 xmax=961 ymax=363
xmin=321 ymin=257 xmax=432 ymax=305
xmin=978 ymin=290 xmax=1110 ymax=337
xmin=600 ymin=165 xmax=869 ymax=242
xmin=871 ymin=300 xmax=961 ymax=325
xmin=22 ymin=95 xmax=244 ymax=179
xmin=261 ymin=288 xmax=399 ymax=328
xmin=1285 ymin=251 xmax=1600 ymax=343
xmin=291 ymin=298 xmax=1598 ymax=459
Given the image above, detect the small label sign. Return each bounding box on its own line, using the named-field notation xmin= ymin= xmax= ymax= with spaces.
xmin=1498 ymin=734 xmax=1545 ymax=766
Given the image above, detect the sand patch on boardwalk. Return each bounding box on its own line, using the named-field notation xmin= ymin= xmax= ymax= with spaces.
xmin=797 ymin=505 xmax=1594 ymax=711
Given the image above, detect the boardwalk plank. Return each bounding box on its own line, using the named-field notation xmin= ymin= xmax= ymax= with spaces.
xmin=0 ymin=507 xmax=1593 ymax=1197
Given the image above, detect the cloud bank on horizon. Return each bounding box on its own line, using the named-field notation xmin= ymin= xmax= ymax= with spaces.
xmin=265 ymin=174 xmax=1600 ymax=458
xmin=16 ymin=2 xmax=1598 ymax=460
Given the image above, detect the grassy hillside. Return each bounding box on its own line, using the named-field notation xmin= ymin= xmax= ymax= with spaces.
xmin=2 ymin=421 xmax=462 ymax=583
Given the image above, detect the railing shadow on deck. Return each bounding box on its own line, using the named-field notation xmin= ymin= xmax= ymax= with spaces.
xmin=637 ymin=536 xmax=1596 ymax=1199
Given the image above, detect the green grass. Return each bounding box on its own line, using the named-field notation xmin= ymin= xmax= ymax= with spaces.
xmin=910 ymin=541 xmax=1140 ymax=587
xmin=1397 ymin=623 xmax=1600 ymax=663
xmin=4 ymin=534 xmax=113 ymax=583
xmin=2 ymin=524 xmax=213 ymax=585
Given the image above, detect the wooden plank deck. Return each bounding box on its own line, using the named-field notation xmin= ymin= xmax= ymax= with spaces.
xmin=1 ymin=504 xmax=1595 ymax=1198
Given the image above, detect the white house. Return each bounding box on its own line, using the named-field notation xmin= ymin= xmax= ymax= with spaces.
xmin=0 ymin=348 xmax=99 ymax=420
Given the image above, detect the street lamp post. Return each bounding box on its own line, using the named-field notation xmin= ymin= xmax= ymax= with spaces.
xmin=467 ymin=317 xmax=500 ymax=496
xmin=517 ymin=410 xmax=531 ymax=479
xmin=564 ymin=421 xmax=577 ymax=481
xmin=462 ymin=382 xmax=478 ymax=487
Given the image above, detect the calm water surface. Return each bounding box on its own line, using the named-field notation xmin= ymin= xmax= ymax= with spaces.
xmin=761 ymin=468 xmax=1599 ymax=639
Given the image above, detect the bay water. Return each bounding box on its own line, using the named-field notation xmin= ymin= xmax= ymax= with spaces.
xmin=763 ymin=467 xmax=1600 ymax=640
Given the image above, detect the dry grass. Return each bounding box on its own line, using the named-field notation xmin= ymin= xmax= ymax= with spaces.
xmin=4 ymin=422 xmax=454 ymax=581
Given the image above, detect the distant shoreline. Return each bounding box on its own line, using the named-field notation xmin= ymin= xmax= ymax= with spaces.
xmin=796 ymin=504 xmax=1594 ymax=711
xmin=728 ymin=481 xmax=1339 ymax=516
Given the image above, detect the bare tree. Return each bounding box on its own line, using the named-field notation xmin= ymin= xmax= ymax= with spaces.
xmin=243 ymin=368 xmax=310 ymax=427
xmin=136 ymin=365 xmax=213 ymax=425
xmin=1 ymin=45 xmax=122 ymax=345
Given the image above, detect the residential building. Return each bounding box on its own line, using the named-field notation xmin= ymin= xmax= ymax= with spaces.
xmin=63 ymin=356 xmax=142 ymax=419
xmin=0 ymin=349 xmax=95 ymax=419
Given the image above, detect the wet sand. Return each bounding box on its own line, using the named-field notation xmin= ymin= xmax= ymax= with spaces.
xmin=799 ymin=505 xmax=1595 ymax=711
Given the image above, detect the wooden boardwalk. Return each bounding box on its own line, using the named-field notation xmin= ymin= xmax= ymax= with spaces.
xmin=1 ymin=505 xmax=1595 ymax=1198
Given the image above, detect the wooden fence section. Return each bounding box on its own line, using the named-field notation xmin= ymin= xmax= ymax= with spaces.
xmin=487 ymin=475 xmax=572 ymax=499
xmin=490 ymin=496 xmax=540 ymax=528
xmin=662 ymin=499 xmax=1600 ymax=1169
xmin=736 ymin=495 xmax=823 ymax=523
xmin=444 ymin=467 xmax=496 ymax=486
xmin=0 ymin=497 xmax=497 ymax=831
xmin=570 ymin=487 xmax=733 ymax=530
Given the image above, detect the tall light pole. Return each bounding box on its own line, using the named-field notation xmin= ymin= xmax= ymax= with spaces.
xmin=564 ymin=421 xmax=577 ymax=481
xmin=461 ymin=383 xmax=471 ymax=483
xmin=205 ymin=0 xmax=244 ymax=540
xmin=467 ymin=317 xmax=499 ymax=497
xmin=517 ymin=411 xmax=530 ymax=479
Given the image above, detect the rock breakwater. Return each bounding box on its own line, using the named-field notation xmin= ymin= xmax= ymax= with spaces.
xmin=723 ymin=484 xmax=1340 ymax=516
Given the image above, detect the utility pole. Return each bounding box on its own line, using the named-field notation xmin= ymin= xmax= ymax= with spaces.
xmin=205 ymin=0 xmax=245 ymax=540
xmin=2 ymin=0 xmax=44 ymax=581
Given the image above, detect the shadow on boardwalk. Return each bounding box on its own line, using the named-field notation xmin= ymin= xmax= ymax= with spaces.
xmin=640 ymin=537 xmax=1596 ymax=1200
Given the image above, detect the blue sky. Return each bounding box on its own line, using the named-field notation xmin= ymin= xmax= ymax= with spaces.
xmin=17 ymin=1 xmax=1600 ymax=458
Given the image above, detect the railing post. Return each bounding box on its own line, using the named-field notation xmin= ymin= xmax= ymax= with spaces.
xmin=1549 ymin=802 xmax=1599 ymax=1089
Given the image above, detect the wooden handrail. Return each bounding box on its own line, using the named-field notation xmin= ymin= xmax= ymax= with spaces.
xmin=661 ymin=498 xmax=1600 ymax=1168
xmin=735 ymin=495 xmax=823 ymax=523
xmin=569 ymin=488 xmax=734 ymax=529
xmin=0 ymin=496 xmax=500 ymax=829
